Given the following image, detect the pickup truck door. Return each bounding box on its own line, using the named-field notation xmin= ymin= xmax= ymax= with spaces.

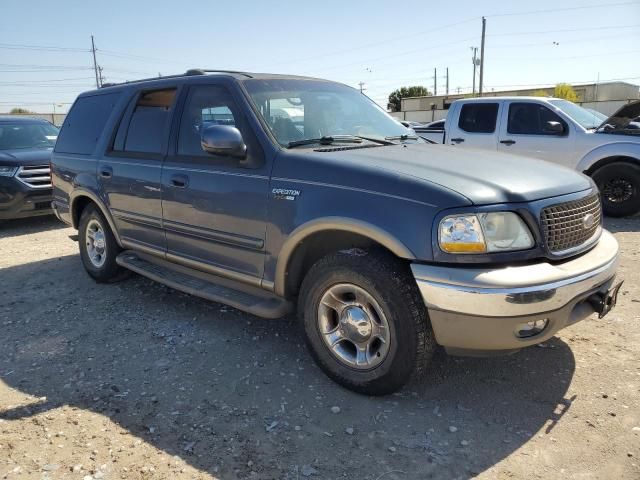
xmin=161 ymin=83 xmax=269 ymax=282
xmin=99 ymin=87 xmax=178 ymax=252
xmin=445 ymin=101 xmax=501 ymax=150
xmin=497 ymin=100 xmax=576 ymax=166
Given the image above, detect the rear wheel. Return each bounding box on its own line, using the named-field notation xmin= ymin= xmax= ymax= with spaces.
xmin=592 ymin=161 xmax=640 ymax=217
xmin=298 ymin=250 xmax=435 ymax=395
xmin=78 ymin=205 xmax=126 ymax=282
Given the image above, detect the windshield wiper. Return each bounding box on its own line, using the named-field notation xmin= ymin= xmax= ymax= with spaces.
xmin=385 ymin=134 xmax=419 ymax=141
xmin=287 ymin=135 xmax=363 ymax=149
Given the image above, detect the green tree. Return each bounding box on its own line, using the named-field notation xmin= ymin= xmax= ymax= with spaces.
xmin=388 ymin=86 xmax=431 ymax=112
xmin=553 ymin=83 xmax=579 ymax=102
xmin=9 ymin=107 xmax=33 ymax=114
xmin=532 ymin=89 xmax=551 ymax=97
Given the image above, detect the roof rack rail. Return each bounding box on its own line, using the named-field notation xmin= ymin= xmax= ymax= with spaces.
xmin=99 ymin=69 xmax=253 ymax=88
xmin=186 ymin=69 xmax=253 ymax=78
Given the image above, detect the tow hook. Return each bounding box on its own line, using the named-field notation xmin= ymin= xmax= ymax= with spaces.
xmin=587 ymin=281 xmax=623 ymax=319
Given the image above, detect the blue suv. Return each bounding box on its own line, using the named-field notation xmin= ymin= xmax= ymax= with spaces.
xmin=51 ymin=70 xmax=621 ymax=394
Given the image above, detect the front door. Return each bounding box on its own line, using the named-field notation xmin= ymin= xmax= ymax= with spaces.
xmin=497 ymin=101 xmax=576 ymax=167
xmin=161 ymin=83 xmax=270 ymax=282
xmin=99 ymin=87 xmax=178 ymax=252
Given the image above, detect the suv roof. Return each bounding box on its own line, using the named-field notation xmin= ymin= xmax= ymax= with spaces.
xmin=94 ymin=69 xmax=327 ymax=93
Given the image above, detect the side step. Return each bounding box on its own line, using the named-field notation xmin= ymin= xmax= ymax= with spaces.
xmin=116 ymin=251 xmax=292 ymax=319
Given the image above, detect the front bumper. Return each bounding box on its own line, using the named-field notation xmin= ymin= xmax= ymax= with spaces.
xmin=411 ymin=230 xmax=620 ymax=355
xmin=0 ymin=177 xmax=53 ymax=220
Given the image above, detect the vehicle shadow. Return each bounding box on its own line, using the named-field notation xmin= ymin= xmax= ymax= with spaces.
xmin=0 ymin=254 xmax=577 ymax=479
xmin=0 ymin=215 xmax=67 ymax=239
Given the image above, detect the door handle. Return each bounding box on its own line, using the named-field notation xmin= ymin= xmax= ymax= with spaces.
xmin=500 ymin=139 xmax=516 ymax=145
xmin=170 ymin=174 xmax=189 ymax=188
xmin=450 ymin=137 xmax=465 ymax=144
xmin=99 ymin=166 xmax=113 ymax=179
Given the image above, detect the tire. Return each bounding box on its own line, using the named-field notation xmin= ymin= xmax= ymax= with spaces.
xmin=592 ymin=161 xmax=640 ymax=217
xmin=297 ymin=249 xmax=435 ymax=395
xmin=78 ymin=204 xmax=126 ymax=282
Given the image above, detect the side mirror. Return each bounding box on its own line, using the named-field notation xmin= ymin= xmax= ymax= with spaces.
xmin=200 ymin=124 xmax=247 ymax=158
xmin=544 ymin=121 xmax=565 ymax=135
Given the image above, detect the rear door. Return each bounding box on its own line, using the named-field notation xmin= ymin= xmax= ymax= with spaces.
xmin=446 ymin=101 xmax=501 ymax=150
xmin=161 ymin=81 xmax=270 ymax=282
xmin=497 ymin=100 xmax=575 ymax=166
xmin=99 ymin=87 xmax=178 ymax=253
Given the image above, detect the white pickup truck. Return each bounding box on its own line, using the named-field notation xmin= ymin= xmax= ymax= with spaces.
xmin=415 ymin=97 xmax=640 ymax=217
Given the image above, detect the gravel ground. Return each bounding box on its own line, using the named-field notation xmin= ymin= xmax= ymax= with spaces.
xmin=0 ymin=215 xmax=638 ymax=480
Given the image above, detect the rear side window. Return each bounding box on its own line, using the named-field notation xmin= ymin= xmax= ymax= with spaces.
xmin=458 ymin=103 xmax=498 ymax=133
xmin=115 ymin=88 xmax=177 ymax=155
xmin=55 ymin=92 xmax=120 ymax=155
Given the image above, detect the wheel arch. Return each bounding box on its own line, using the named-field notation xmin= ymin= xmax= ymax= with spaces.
xmin=273 ymin=217 xmax=416 ymax=298
xmin=578 ymin=142 xmax=640 ymax=176
xmin=70 ymin=190 xmax=122 ymax=246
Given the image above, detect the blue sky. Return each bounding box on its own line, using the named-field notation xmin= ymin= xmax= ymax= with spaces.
xmin=1 ymin=0 xmax=639 ymax=112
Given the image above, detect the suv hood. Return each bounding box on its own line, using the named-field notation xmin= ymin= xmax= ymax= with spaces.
xmin=317 ymin=143 xmax=592 ymax=204
xmin=0 ymin=147 xmax=53 ymax=167
xmin=597 ymin=100 xmax=640 ymax=132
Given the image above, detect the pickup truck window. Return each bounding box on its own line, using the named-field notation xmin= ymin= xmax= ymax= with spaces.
xmin=508 ymin=103 xmax=566 ymax=135
xmin=549 ymin=99 xmax=602 ymax=129
xmin=243 ymin=79 xmax=409 ymax=147
xmin=178 ymin=85 xmax=240 ymax=157
xmin=55 ymin=92 xmax=120 ymax=155
xmin=119 ymin=88 xmax=176 ymax=154
xmin=458 ymin=103 xmax=498 ymax=133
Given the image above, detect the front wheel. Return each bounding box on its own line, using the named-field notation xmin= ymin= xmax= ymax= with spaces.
xmin=592 ymin=162 xmax=640 ymax=217
xmin=298 ymin=250 xmax=435 ymax=395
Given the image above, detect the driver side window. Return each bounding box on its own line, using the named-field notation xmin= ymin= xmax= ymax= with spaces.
xmin=178 ymin=86 xmax=239 ymax=157
xmin=507 ymin=103 xmax=567 ymax=135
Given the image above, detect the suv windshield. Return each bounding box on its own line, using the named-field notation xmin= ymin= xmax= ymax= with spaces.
xmin=0 ymin=122 xmax=59 ymax=150
xmin=243 ymin=79 xmax=414 ymax=147
xmin=548 ymin=99 xmax=604 ymax=130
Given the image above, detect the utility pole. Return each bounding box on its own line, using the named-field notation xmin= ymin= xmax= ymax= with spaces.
xmin=471 ymin=47 xmax=478 ymax=96
xmin=358 ymin=81 xmax=366 ymax=94
xmin=91 ymin=35 xmax=100 ymax=88
xmin=479 ymin=16 xmax=486 ymax=96
xmin=98 ymin=66 xmax=105 ymax=87
xmin=446 ymin=67 xmax=449 ymax=95
xmin=433 ymin=68 xmax=437 ymax=96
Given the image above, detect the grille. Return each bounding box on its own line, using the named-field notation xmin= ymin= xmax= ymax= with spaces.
xmin=541 ymin=194 xmax=602 ymax=253
xmin=16 ymin=164 xmax=51 ymax=189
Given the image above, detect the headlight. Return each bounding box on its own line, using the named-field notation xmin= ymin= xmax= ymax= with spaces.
xmin=439 ymin=212 xmax=534 ymax=254
xmin=0 ymin=166 xmax=18 ymax=177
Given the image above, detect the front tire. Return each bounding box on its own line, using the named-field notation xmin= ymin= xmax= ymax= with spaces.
xmin=78 ymin=205 xmax=126 ymax=282
xmin=592 ymin=162 xmax=640 ymax=217
xmin=298 ymin=250 xmax=435 ymax=395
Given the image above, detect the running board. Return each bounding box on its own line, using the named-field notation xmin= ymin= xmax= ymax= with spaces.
xmin=116 ymin=250 xmax=292 ymax=319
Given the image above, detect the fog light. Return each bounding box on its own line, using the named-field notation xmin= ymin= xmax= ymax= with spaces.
xmin=516 ymin=319 xmax=549 ymax=338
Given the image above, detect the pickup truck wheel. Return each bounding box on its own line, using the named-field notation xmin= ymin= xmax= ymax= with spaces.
xmin=298 ymin=250 xmax=435 ymax=395
xmin=78 ymin=205 xmax=126 ymax=282
xmin=592 ymin=162 xmax=640 ymax=217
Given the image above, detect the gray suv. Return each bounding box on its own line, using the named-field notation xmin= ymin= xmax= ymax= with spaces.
xmin=51 ymin=70 xmax=621 ymax=395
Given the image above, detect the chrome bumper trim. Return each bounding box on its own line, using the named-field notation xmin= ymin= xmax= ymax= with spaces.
xmin=412 ymin=229 xmax=619 ymax=318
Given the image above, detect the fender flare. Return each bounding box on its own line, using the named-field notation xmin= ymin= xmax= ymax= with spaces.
xmin=69 ymin=189 xmax=122 ymax=246
xmin=577 ymin=142 xmax=640 ymax=174
xmin=273 ymin=217 xmax=416 ymax=296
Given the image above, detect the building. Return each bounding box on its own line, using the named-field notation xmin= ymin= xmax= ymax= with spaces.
xmin=392 ymin=81 xmax=640 ymax=123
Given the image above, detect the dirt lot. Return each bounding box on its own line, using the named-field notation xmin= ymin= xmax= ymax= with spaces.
xmin=0 ymin=215 xmax=638 ymax=480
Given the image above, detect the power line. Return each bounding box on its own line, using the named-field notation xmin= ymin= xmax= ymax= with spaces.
xmin=486 ymin=0 xmax=640 ymax=17
xmin=488 ymin=24 xmax=640 ymax=37
xmin=0 ymin=42 xmax=89 ymax=52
